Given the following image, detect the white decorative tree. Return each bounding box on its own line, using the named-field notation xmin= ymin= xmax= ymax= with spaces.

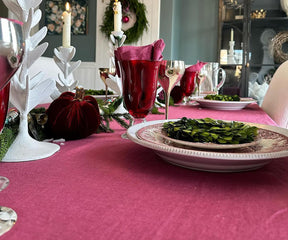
xmin=2 ymin=0 xmax=60 ymax=162
xmin=53 ymin=46 xmax=81 ymax=94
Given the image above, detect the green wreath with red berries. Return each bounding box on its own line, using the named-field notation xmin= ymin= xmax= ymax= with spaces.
xmin=100 ymin=0 xmax=148 ymax=44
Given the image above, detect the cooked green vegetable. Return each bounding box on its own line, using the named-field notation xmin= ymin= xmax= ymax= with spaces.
xmin=204 ymin=94 xmax=240 ymax=101
xmin=162 ymin=117 xmax=258 ymax=144
xmin=85 ymin=89 xmax=114 ymax=96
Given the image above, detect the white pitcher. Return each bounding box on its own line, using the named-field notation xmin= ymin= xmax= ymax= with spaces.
xmin=200 ymin=62 xmax=226 ymax=95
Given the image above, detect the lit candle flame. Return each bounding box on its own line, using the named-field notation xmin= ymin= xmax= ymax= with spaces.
xmin=65 ymin=2 xmax=70 ymax=12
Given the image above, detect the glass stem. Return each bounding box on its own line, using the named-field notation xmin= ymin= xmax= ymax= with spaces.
xmin=105 ymin=85 xmax=108 ymax=101
xmin=132 ymin=118 xmax=146 ymax=125
xmin=165 ymin=91 xmax=170 ymax=120
xmin=0 ymin=176 xmax=9 ymax=192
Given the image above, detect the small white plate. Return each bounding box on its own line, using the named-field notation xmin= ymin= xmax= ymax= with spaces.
xmin=194 ymin=98 xmax=256 ymax=110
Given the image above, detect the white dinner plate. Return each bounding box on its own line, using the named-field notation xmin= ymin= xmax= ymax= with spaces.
xmin=127 ymin=120 xmax=288 ymax=172
xmin=194 ymin=98 xmax=257 ymax=110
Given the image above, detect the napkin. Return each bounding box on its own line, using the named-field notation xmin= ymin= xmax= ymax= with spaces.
xmin=114 ymin=39 xmax=165 ymax=76
xmin=185 ymin=61 xmax=207 ymax=72
xmin=115 ymin=39 xmax=165 ymax=61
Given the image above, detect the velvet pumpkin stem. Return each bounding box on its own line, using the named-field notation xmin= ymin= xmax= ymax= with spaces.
xmin=74 ymin=87 xmax=85 ymax=101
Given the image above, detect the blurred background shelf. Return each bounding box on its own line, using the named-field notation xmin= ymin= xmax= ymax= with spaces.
xmin=218 ymin=0 xmax=287 ymax=104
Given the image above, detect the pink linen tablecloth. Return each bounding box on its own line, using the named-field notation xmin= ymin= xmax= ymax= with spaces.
xmin=1 ymin=103 xmax=288 ymax=240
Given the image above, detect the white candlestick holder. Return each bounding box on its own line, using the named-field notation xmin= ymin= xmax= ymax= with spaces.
xmin=227 ymin=41 xmax=236 ymax=64
xmin=110 ymin=31 xmax=126 ymax=48
xmin=106 ymin=30 xmax=127 ymax=114
xmin=53 ymin=46 xmax=81 ymax=96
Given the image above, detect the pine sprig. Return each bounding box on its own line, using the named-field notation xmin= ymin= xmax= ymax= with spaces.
xmin=97 ymin=97 xmax=133 ymax=132
xmin=0 ymin=112 xmax=19 ymax=161
xmin=0 ymin=128 xmax=17 ymax=160
xmin=111 ymin=113 xmax=133 ymax=129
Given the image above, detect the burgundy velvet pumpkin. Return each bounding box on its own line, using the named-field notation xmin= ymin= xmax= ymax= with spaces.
xmin=46 ymin=88 xmax=101 ymax=140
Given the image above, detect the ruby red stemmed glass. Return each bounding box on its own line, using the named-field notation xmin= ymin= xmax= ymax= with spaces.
xmin=180 ymin=70 xmax=197 ymax=104
xmin=118 ymin=59 xmax=161 ymax=137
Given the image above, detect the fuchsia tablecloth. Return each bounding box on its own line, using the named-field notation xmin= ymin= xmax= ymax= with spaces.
xmin=1 ymin=103 xmax=288 ymax=240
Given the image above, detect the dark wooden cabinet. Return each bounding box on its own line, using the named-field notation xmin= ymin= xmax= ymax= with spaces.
xmin=218 ymin=0 xmax=287 ymax=102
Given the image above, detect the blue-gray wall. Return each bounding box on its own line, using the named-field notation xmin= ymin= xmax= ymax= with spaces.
xmin=160 ymin=0 xmax=219 ymax=65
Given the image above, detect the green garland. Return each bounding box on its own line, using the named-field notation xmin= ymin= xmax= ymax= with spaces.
xmin=0 ymin=112 xmax=19 ymax=161
xmin=100 ymin=0 xmax=149 ymax=44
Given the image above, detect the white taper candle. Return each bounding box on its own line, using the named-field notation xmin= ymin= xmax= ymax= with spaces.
xmin=62 ymin=2 xmax=71 ymax=47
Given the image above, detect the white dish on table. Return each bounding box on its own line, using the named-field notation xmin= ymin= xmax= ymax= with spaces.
xmin=194 ymin=98 xmax=257 ymax=110
xmin=127 ymin=119 xmax=288 ymax=172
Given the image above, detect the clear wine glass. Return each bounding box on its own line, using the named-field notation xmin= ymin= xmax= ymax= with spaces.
xmin=158 ymin=60 xmax=185 ymax=119
xmin=118 ymin=59 xmax=161 ymax=138
xmin=0 ymin=17 xmax=24 ymax=236
xmin=98 ymin=68 xmax=110 ymax=101
xmin=196 ymin=69 xmax=207 ymax=97
xmin=0 ymin=177 xmax=17 ymax=237
xmin=0 ymin=177 xmax=9 ymax=191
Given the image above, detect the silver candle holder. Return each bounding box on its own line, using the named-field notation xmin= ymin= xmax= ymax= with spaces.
xmin=106 ymin=30 xmax=127 ymax=114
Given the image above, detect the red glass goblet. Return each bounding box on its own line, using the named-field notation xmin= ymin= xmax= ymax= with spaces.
xmin=118 ymin=59 xmax=161 ymax=125
xmin=180 ymin=70 xmax=197 ymax=103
